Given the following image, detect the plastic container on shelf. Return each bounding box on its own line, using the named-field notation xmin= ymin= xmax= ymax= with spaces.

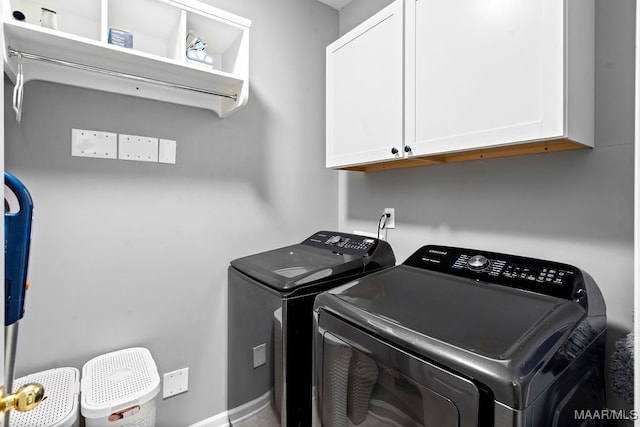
xmin=9 ymin=367 xmax=80 ymax=427
xmin=80 ymin=347 xmax=160 ymax=427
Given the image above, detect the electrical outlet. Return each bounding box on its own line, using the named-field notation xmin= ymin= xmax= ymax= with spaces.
xmin=163 ymin=367 xmax=189 ymax=398
xmin=384 ymin=208 xmax=395 ymax=229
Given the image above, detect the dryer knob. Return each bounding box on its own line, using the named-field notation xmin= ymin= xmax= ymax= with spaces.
xmin=328 ymin=235 xmax=342 ymax=244
xmin=467 ymin=255 xmax=489 ymax=270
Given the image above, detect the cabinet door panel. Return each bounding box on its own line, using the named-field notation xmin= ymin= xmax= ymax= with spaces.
xmin=326 ymin=1 xmax=403 ymax=168
xmin=413 ymin=0 xmax=564 ymax=155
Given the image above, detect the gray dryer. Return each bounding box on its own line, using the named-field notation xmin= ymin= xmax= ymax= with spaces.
xmin=314 ymin=245 xmax=606 ymax=427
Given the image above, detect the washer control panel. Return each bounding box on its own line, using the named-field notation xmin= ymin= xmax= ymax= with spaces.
xmin=405 ymin=245 xmax=583 ymax=300
xmin=302 ymin=231 xmax=378 ymax=256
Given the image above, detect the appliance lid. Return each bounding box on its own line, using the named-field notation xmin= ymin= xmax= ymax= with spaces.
xmin=324 ymin=265 xmax=587 ymax=360
xmin=230 ymin=231 xmax=393 ymax=292
xmin=231 ymin=244 xmax=360 ymax=290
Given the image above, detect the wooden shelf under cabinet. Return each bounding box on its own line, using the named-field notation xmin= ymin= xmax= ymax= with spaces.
xmin=339 ymin=139 xmax=589 ymax=172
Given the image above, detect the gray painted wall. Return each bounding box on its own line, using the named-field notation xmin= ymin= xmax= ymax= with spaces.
xmin=339 ymin=0 xmax=393 ymax=34
xmin=337 ymin=0 xmax=636 ymax=413
xmin=3 ymin=0 xmax=338 ymax=425
xmin=2 ymin=0 xmax=635 ymax=423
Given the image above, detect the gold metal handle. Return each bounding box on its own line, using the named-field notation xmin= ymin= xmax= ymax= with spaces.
xmin=0 ymin=383 xmax=45 ymax=413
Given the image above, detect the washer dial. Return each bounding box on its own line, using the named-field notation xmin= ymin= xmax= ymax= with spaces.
xmin=468 ymin=255 xmax=489 ymax=271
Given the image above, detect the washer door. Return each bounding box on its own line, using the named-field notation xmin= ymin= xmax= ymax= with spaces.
xmin=318 ymin=314 xmax=480 ymax=427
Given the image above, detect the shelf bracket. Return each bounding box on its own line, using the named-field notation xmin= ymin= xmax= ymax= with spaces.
xmin=6 ymin=47 xmax=238 ymax=120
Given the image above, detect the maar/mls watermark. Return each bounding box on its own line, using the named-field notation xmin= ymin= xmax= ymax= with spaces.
xmin=574 ymin=409 xmax=639 ymax=421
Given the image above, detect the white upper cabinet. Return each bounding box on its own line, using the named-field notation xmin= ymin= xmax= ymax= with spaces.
xmin=327 ymin=0 xmax=594 ymax=171
xmin=3 ymin=0 xmax=251 ymax=118
xmin=326 ymin=1 xmax=403 ymax=168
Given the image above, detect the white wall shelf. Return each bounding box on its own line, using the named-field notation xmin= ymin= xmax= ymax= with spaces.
xmin=3 ymin=0 xmax=251 ymax=118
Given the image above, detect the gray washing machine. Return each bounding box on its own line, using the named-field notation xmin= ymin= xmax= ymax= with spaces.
xmin=314 ymin=245 xmax=606 ymax=427
xmin=228 ymin=231 xmax=395 ymax=426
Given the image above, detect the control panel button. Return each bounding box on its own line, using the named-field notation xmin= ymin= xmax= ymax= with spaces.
xmin=452 ymin=254 xmax=470 ymax=269
xmin=303 ymin=232 xmax=379 ymax=256
xmin=467 ymin=255 xmax=489 ymax=270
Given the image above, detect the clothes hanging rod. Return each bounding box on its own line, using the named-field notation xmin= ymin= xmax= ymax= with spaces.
xmin=7 ymin=47 xmax=238 ymax=101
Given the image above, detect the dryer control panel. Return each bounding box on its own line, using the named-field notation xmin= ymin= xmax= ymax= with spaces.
xmin=302 ymin=231 xmax=379 ymax=256
xmin=404 ymin=245 xmax=584 ymax=301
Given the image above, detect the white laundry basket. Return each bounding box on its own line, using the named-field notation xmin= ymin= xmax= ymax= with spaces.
xmin=9 ymin=367 xmax=80 ymax=427
xmin=80 ymin=347 xmax=160 ymax=427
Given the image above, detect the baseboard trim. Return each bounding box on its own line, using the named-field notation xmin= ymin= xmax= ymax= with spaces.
xmin=189 ymin=391 xmax=272 ymax=427
xmin=228 ymin=390 xmax=273 ymax=424
xmin=189 ymin=411 xmax=230 ymax=427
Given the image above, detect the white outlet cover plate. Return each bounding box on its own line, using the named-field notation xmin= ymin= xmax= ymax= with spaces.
xmin=119 ymin=134 xmax=159 ymax=162
xmin=163 ymin=367 xmax=189 ymax=398
xmin=71 ymin=129 xmax=117 ymax=159
xmin=159 ymin=139 xmax=177 ymax=164
xmin=384 ymin=208 xmax=395 ymax=229
xmin=253 ymin=343 xmax=266 ymax=368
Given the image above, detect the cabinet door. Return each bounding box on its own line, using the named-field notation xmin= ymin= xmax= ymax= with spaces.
xmin=410 ymin=0 xmax=564 ymax=156
xmin=326 ymin=0 xmax=404 ymax=169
